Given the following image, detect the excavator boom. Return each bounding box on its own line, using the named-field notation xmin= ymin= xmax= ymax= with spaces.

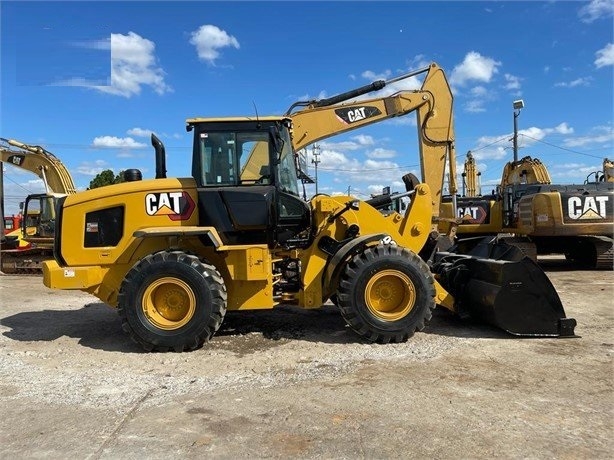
xmin=287 ymin=63 xmax=456 ymax=220
xmin=1 ymin=138 xmax=76 ymax=194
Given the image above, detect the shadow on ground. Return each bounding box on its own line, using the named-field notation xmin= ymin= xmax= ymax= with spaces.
xmin=1 ymin=298 xmax=515 ymax=353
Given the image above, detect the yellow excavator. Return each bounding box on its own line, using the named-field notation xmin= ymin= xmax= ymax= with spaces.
xmin=42 ymin=62 xmax=575 ymax=352
xmin=441 ymin=154 xmax=613 ymax=269
xmin=0 ymin=138 xmax=77 ymax=273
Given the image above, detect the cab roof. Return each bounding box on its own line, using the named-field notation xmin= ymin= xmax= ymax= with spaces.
xmin=186 ymin=116 xmax=288 ymax=125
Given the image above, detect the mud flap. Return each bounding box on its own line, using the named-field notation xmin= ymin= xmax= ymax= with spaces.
xmin=433 ymin=237 xmax=576 ymax=337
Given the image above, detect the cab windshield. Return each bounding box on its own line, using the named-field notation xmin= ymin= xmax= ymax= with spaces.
xmin=277 ymin=128 xmax=300 ymax=196
xmin=196 ymin=125 xmax=300 ymax=196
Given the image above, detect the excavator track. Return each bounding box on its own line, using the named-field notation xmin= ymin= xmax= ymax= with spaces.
xmin=594 ymin=237 xmax=614 ymax=270
xmin=564 ymin=236 xmax=613 ymax=270
xmin=1 ymin=251 xmax=47 ymax=275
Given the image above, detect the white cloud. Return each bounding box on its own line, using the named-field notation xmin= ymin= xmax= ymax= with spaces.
xmin=595 ymin=43 xmax=614 ymax=68
xmin=320 ymin=135 xmax=377 ymax=153
xmin=503 ymin=73 xmax=522 ymax=92
xmin=354 ymin=66 xmax=422 ymax=100
xmin=552 ymin=122 xmax=574 ymax=135
xmin=550 ymin=163 xmax=602 ymax=181
xmin=472 ymin=145 xmax=508 ymax=161
xmin=470 ymin=86 xmax=489 ymax=97
xmin=70 ymin=38 xmax=111 ymax=51
xmin=518 ymin=123 xmax=574 ymax=142
xmin=471 ymin=122 xmax=575 ymax=160
xmin=361 ymin=69 xmax=392 ymax=81
xmin=52 ymin=77 xmax=109 ymax=87
xmin=450 ymin=52 xmax=501 ymax=87
xmin=366 ymin=148 xmax=396 ymax=159
xmin=0 ymin=176 xmax=47 ymax=215
xmin=353 ymin=134 xmax=375 ymax=146
xmin=190 ymin=25 xmax=240 ymax=64
xmin=76 ymin=160 xmax=110 ymax=176
xmin=93 ymin=32 xmax=171 ymax=97
xmin=127 ymin=127 xmax=153 ymax=137
xmin=304 ymin=145 xmax=410 ymax=192
xmin=91 ymin=136 xmax=147 ymax=149
xmin=563 ymin=125 xmax=614 ymax=147
xmin=554 ymin=77 xmax=592 ymax=88
xmin=464 ymin=99 xmax=487 ymax=113
xmin=462 ymin=85 xmax=497 ymax=113
xmin=579 ymin=0 xmax=614 ymax=23
xmin=319 ymin=140 xmax=365 ymax=152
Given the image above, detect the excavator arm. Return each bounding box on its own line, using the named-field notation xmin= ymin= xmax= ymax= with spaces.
xmin=462 ymin=151 xmax=481 ymax=197
xmin=0 ymin=138 xmax=77 ymax=194
xmin=286 ymin=63 xmax=457 ymax=219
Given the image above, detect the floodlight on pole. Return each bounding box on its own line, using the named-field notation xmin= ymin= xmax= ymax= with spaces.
xmin=513 ymin=99 xmax=524 ymax=162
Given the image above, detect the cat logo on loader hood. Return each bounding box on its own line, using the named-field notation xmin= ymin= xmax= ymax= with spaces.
xmin=145 ymin=191 xmax=195 ymax=221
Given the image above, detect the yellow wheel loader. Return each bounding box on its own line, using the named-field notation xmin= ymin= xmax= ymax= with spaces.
xmin=42 ymin=63 xmax=575 ymax=352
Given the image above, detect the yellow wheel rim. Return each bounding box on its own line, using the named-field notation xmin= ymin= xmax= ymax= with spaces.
xmin=142 ymin=277 xmax=196 ymax=330
xmin=365 ymin=270 xmax=416 ymax=321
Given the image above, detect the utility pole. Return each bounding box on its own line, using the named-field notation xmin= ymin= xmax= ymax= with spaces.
xmin=311 ymin=144 xmax=321 ymax=194
xmin=0 ymin=162 xmax=4 ymax=243
xmin=513 ymin=99 xmax=524 ymax=163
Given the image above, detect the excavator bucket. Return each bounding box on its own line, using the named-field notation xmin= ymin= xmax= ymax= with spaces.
xmin=433 ymin=237 xmax=577 ymax=337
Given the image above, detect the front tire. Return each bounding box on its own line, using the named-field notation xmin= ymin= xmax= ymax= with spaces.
xmin=118 ymin=251 xmax=227 ymax=352
xmin=336 ymin=244 xmax=436 ymax=343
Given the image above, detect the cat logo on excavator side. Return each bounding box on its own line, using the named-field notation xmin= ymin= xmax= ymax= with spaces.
xmin=565 ymin=195 xmax=611 ymax=221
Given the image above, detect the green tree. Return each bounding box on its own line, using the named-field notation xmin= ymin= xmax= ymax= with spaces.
xmin=88 ymin=169 xmax=125 ymax=189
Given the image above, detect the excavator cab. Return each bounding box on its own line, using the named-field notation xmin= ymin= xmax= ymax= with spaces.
xmin=21 ymin=193 xmax=58 ymax=240
xmin=187 ymin=118 xmax=311 ymax=247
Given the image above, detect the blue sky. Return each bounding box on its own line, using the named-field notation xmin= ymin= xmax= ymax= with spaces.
xmin=1 ymin=0 xmax=613 ymax=214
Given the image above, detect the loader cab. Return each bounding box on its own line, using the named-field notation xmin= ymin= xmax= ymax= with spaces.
xmin=187 ymin=117 xmax=311 ymax=247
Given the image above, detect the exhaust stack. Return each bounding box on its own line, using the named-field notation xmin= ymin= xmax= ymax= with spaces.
xmin=151 ymin=133 xmax=167 ymax=179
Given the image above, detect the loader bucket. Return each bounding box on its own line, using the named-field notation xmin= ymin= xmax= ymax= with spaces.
xmin=433 ymin=238 xmax=576 ymax=337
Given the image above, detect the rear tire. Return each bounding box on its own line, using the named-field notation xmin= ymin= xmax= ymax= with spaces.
xmin=118 ymin=251 xmax=227 ymax=352
xmin=336 ymin=244 xmax=436 ymax=343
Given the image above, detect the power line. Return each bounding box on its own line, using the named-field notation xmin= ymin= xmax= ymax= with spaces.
xmin=318 ymin=164 xmax=420 ymax=172
xmin=469 ymin=136 xmax=510 ymax=153
xmin=519 ymin=134 xmax=608 ymax=160
xmin=1 ymin=174 xmax=36 ymax=194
